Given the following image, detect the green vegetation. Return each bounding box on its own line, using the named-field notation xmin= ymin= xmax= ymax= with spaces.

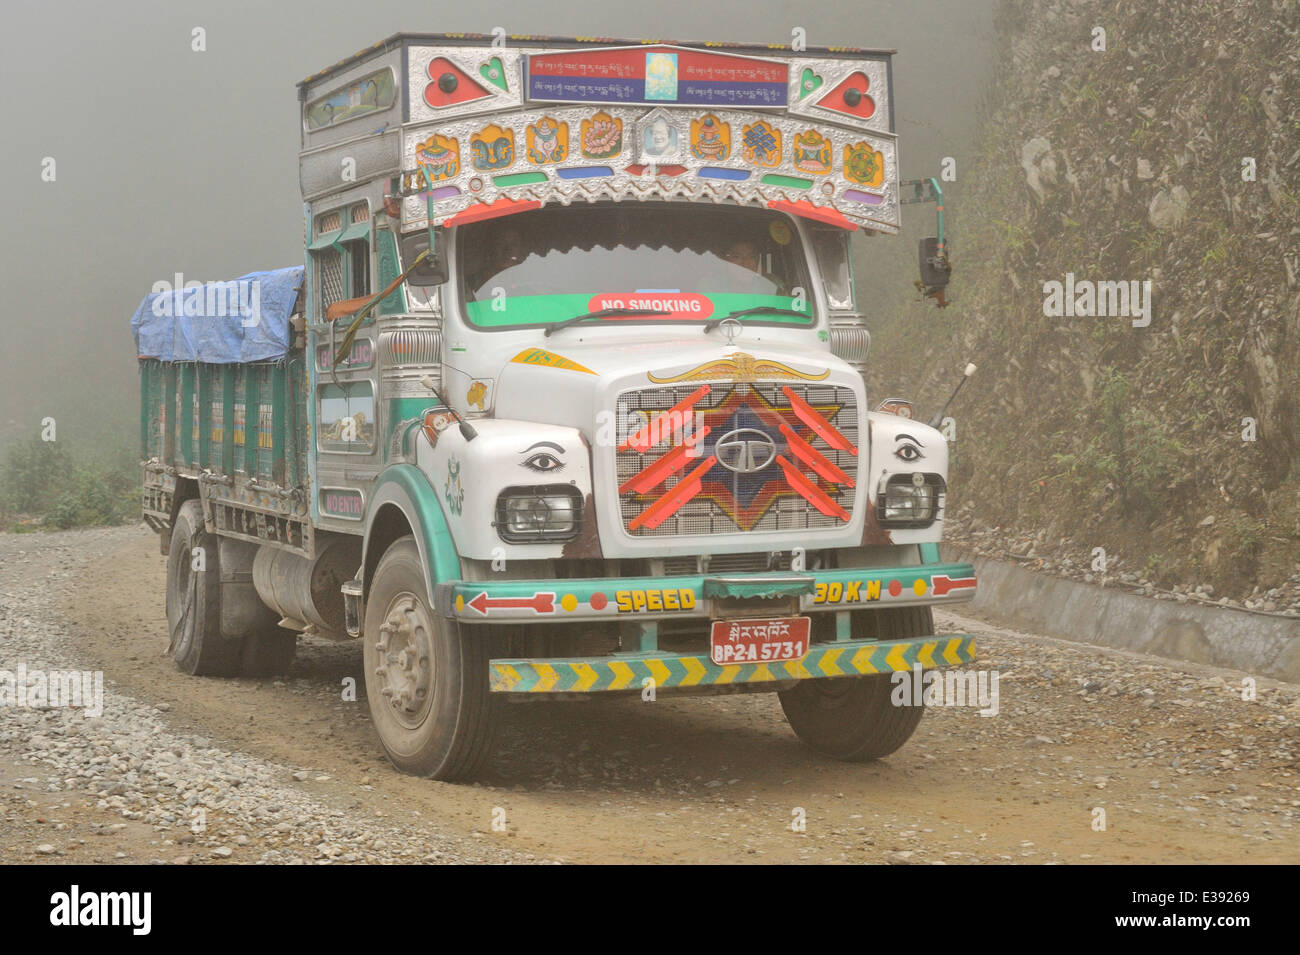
xmin=1 ymin=432 xmax=139 ymax=530
xmin=1050 ymin=369 xmax=1186 ymax=520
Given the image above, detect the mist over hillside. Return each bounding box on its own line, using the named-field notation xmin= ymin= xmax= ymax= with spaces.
xmin=867 ymin=0 xmax=1300 ymax=606
xmin=0 ymin=0 xmax=995 ymax=455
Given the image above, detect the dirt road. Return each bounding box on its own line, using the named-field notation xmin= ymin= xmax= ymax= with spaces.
xmin=2 ymin=526 xmax=1297 ymax=863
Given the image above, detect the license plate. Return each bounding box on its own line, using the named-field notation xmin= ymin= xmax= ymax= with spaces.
xmin=709 ymin=616 xmax=810 ymax=665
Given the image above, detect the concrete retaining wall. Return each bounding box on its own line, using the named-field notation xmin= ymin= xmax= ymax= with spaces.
xmin=945 ymin=549 xmax=1300 ymax=684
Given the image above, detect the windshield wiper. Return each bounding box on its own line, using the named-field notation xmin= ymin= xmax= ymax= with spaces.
xmin=703 ymin=306 xmax=811 ymax=333
xmin=543 ymin=307 xmax=671 ymax=337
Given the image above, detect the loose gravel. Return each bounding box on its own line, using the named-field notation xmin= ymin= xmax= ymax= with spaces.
xmin=0 ymin=527 xmax=536 ymax=864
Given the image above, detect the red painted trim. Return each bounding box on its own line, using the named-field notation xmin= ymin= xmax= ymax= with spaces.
xmin=618 ymin=427 xmax=712 ymax=494
xmin=767 ymin=199 xmax=858 ymax=231
xmin=620 ymin=384 xmax=711 ymax=452
xmin=779 ymin=423 xmax=854 ymax=487
xmin=444 ymin=197 xmax=542 ymax=227
xmin=629 ymin=455 xmax=717 ymax=531
xmin=782 ymin=385 xmax=858 ymax=455
xmin=775 ymin=455 xmax=850 ymax=521
xmin=931 ymin=575 xmax=977 ymax=597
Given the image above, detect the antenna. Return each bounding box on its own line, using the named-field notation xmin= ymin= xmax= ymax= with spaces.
xmin=928 ymin=362 xmax=976 ymax=429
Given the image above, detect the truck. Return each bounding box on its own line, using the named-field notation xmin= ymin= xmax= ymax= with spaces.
xmin=134 ymin=33 xmax=975 ymax=781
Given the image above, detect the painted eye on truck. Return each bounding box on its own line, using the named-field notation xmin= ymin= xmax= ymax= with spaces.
xmin=894 ymin=435 xmax=924 ymax=462
xmin=520 ymin=441 xmax=567 ymax=474
xmin=523 ymin=452 xmax=565 ymax=473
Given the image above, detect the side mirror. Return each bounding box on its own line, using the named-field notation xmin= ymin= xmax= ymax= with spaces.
xmin=400 ymin=229 xmax=449 ymax=287
xmin=918 ymin=237 xmax=950 ymax=289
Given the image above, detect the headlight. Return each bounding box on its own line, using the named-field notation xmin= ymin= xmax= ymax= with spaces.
xmin=877 ymin=473 xmax=946 ymax=527
xmin=494 ymin=485 xmax=583 ymax=542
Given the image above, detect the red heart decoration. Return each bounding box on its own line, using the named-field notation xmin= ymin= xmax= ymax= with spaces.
xmin=817 ymin=72 xmax=875 ymax=119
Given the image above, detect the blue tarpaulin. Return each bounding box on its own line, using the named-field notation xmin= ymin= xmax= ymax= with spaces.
xmin=131 ymin=266 xmax=303 ymax=363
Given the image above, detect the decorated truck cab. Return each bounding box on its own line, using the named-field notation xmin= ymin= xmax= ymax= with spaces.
xmin=136 ymin=34 xmax=974 ymax=781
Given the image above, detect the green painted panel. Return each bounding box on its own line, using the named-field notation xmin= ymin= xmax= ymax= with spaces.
xmin=308 ymin=229 xmax=342 ymax=251
xmin=492 ymin=172 xmax=547 ymax=187
xmin=375 ymin=228 xmax=406 ymax=315
xmin=463 ymin=292 xmax=812 ymax=329
xmin=375 ymin=464 xmax=460 ymax=586
xmin=197 ymin=364 xmax=212 ymax=468
xmin=221 ymin=366 xmax=235 ymax=475
xmin=760 ymin=174 xmax=812 ymax=189
xmin=179 ymin=364 xmax=195 ymax=466
xmin=702 ymin=577 xmax=814 ymax=598
xmin=385 ymin=397 xmax=434 ymax=457
xmin=243 ymin=368 xmax=259 ymax=476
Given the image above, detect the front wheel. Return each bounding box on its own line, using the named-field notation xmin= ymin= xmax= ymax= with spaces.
xmin=778 ymin=607 xmax=933 ymax=761
xmin=361 ymin=536 xmax=498 ymax=780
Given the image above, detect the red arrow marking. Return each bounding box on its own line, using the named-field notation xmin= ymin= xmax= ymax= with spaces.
xmin=931 ymin=575 xmax=977 ymax=597
xmin=466 ymin=591 xmax=556 ymax=615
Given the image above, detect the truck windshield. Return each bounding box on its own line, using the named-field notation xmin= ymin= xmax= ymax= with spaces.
xmin=458 ymin=203 xmax=813 ymax=330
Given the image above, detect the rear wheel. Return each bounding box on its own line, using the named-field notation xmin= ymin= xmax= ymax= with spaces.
xmin=778 ymin=607 xmax=933 ymax=761
xmin=362 ymin=536 xmax=498 ymax=780
xmin=166 ymin=500 xmax=240 ymax=676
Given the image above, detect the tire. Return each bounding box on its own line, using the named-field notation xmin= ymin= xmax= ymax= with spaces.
xmin=240 ymin=629 xmax=297 ymax=677
xmin=165 ymin=500 xmax=240 ymax=676
xmin=362 ymin=536 xmax=498 ymax=780
xmin=778 ymin=606 xmax=934 ymax=761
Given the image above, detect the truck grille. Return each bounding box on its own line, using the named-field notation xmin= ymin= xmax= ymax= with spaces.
xmin=615 ymin=381 xmax=859 ymax=538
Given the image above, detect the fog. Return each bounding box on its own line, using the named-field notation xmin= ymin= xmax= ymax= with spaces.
xmin=0 ymin=0 xmax=996 ymax=447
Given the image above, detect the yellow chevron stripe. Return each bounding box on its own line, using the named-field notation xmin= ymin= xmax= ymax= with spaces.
xmin=680 ymin=656 xmax=707 ymax=687
xmin=571 ymin=662 xmax=598 ymax=692
xmin=943 ymin=638 xmax=962 ymax=665
xmin=608 ymin=660 xmax=635 ymax=690
xmin=850 ymin=646 xmax=877 ymax=674
xmin=645 ymin=658 xmax=671 ymax=688
xmin=715 ymin=664 xmax=743 ymax=685
xmin=917 ymin=641 xmax=937 ymax=668
xmin=819 ymin=647 xmax=845 ymax=677
xmin=492 ymin=635 xmax=977 ymax=693
xmin=533 ymin=664 xmax=558 ymax=693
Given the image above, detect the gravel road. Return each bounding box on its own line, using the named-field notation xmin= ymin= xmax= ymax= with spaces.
xmin=1 ymin=525 xmax=1296 ymax=864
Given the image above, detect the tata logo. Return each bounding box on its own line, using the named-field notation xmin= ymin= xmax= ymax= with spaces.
xmin=715 ymin=428 xmax=777 ymax=474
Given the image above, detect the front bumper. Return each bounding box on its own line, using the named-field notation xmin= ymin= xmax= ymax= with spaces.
xmin=438 ymin=561 xmax=977 ymax=623
xmin=429 ymin=560 xmax=978 ymax=694
xmin=490 ymin=632 xmax=976 ymax=693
